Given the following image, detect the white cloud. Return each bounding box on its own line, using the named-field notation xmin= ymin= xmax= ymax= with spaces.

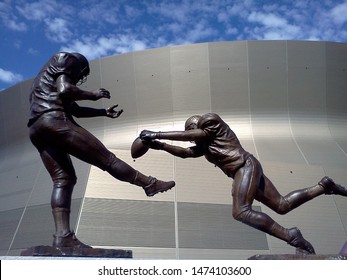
xmin=247 ymin=11 xmax=301 ymax=40
xmin=61 ymin=35 xmax=148 ymax=60
xmin=0 ymin=68 xmax=23 ymax=84
xmin=15 ymin=0 xmax=75 ymax=43
xmin=248 ymin=12 xmax=287 ymax=28
xmin=16 ymin=0 xmax=58 ymax=21
xmin=28 ymin=48 xmax=39 ymax=55
xmin=5 ymin=18 xmax=27 ymax=31
xmin=147 ymin=1 xmax=191 ymax=23
xmin=184 ymin=20 xmax=218 ymax=43
xmin=124 ymin=4 xmax=142 ymax=19
xmin=330 ymin=1 xmax=347 ymax=25
xmin=44 ymin=18 xmax=72 ymax=43
xmin=1 ymin=0 xmax=347 ymax=90
xmin=217 ymin=11 xmax=229 ymax=23
xmin=0 ymin=1 xmax=27 ymax=31
xmin=78 ymin=2 xmax=120 ymax=25
xmin=2 ymin=0 xmax=347 ymax=92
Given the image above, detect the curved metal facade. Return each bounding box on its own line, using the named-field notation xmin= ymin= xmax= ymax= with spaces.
xmin=0 ymin=40 xmax=346 ymax=259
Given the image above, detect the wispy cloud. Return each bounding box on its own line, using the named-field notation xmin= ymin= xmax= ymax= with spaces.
xmin=4 ymin=0 xmax=347 ymax=56
xmin=0 ymin=0 xmax=347 ymax=89
xmin=330 ymin=1 xmax=347 ymax=25
xmin=45 ymin=18 xmax=73 ymax=43
xmin=78 ymin=2 xmax=120 ymax=25
xmin=0 ymin=1 xmax=27 ymax=31
xmin=247 ymin=11 xmax=301 ymax=40
xmin=16 ymin=0 xmax=58 ymax=21
xmin=0 ymin=68 xmax=23 ymax=84
xmin=61 ymin=35 xmax=148 ymax=60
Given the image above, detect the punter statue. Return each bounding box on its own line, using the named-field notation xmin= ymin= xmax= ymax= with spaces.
xmin=27 ymin=52 xmax=175 ymax=248
xmin=139 ymin=112 xmax=347 ymax=254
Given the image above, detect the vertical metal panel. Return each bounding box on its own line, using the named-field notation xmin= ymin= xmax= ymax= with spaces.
xmin=209 ymin=41 xmax=249 ymax=114
xmin=99 ymin=53 xmax=138 ymax=148
xmin=287 ymin=41 xmax=327 ymax=119
xmin=248 ymin=41 xmax=305 ymax=163
xmin=208 ymin=42 xmax=257 ymax=156
xmin=170 ymin=43 xmax=211 ymax=115
xmin=0 ymin=208 xmax=23 ymax=254
xmin=8 ymin=199 xmax=81 ymax=253
xmin=326 ymin=42 xmax=347 ymax=157
xmin=288 ymin=41 xmax=347 ymax=167
xmin=177 ymin=203 xmax=268 ymax=250
xmin=133 ymin=48 xmax=176 ymax=144
xmin=0 ymin=82 xmax=41 ymax=212
xmin=0 ymin=159 xmax=42 ymax=211
xmin=78 ymin=198 xmax=175 ymax=248
xmin=248 ymin=40 xmax=288 ymax=114
xmin=134 ymin=48 xmax=173 ymax=117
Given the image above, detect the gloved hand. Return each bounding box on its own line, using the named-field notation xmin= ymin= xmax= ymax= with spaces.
xmin=140 ymin=130 xmax=159 ymax=141
xmin=106 ymin=104 xmax=124 ymax=118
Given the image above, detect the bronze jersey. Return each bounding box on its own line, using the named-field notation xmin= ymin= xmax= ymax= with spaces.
xmin=197 ymin=113 xmax=251 ymax=177
xmin=28 ymin=52 xmax=84 ymax=124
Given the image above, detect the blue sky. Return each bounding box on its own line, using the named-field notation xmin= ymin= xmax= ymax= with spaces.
xmin=1 ymin=0 xmax=347 ymax=91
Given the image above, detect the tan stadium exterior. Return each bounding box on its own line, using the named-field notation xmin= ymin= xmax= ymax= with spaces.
xmin=0 ymin=40 xmax=346 ymax=259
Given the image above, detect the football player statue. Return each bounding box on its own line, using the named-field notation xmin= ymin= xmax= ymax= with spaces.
xmin=139 ymin=112 xmax=347 ymax=254
xmin=28 ymin=52 xmax=175 ymax=249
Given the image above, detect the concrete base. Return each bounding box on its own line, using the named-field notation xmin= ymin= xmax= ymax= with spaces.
xmin=249 ymin=254 xmax=347 ymax=260
xmin=20 ymin=245 xmax=132 ymax=258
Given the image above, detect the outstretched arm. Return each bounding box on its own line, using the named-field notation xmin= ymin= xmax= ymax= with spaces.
xmin=140 ymin=129 xmax=208 ymax=142
xmin=148 ymin=140 xmax=204 ymax=158
xmin=57 ymin=74 xmax=111 ymax=101
xmin=140 ymin=129 xmax=207 ymax=158
xmin=57 ymin=74 xmax=124 ymax=118
xmin=70 ymin=102 xmax=124 ymax=118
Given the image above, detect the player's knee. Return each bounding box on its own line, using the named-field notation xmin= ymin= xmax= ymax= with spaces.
xmin=276 ymin=197 xmax=290 ymax=215
xmin=53 ymin=176 xmax=77 ymax=189
xmin=232 ymin=206 xmax=252 ymax=223
xmin=103 ymin=153 xmax=118 ymax=172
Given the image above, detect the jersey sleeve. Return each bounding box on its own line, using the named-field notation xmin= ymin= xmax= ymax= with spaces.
xmin=197 ymin=113 xmax=223 ymax=138
xmin=49 ymin=52 xmax=80 ymax=82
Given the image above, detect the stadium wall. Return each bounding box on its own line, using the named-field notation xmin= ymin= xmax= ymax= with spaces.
xmin=0 ymin=40 xmax=346 ymax=259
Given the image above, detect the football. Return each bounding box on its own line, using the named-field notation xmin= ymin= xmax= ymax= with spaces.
xmin=131 ymin=137 xmax=150 ymax=158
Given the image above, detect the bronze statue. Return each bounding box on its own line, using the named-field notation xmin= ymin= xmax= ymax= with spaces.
xmin=140 ymin=112 xmax=347 ymax=254
xmin=27 ymin=52 xmax=175 ymax=249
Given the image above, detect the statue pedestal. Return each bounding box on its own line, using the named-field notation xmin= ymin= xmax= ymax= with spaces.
xmin=20 ymin=245 xmax=132 ymax=258
xmin=249 ymin=254 xmax=347 ymax=260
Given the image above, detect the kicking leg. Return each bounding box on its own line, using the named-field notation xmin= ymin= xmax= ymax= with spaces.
xmin=60 ymin=122 xmax=175 ymax=197
xmin=104 ymin=154 xmax=175 ymax=196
